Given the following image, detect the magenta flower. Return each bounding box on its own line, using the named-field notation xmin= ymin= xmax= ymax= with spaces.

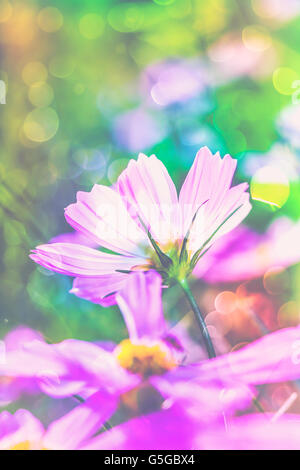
xmin=140 ymin=59 xmax=208 ymax=107
xmin=2 ymin=271 xmax=300 ymax=450
xmin=0 ymin=391 xmax=115 ymax=450
xmin=113 ymin=108 xmax=167 ymax=152
xmin=0 ymin=273 xmax=252 ymax=415
xmin=0 ymin=327 xmax=44 ymax=406
xmin=195 ymin=217 xmax=300 ymax=283
xmin=30 ymin=147 xmax=251 ymax=307
xmin=81 ymin=407 xmax=300 ymax=450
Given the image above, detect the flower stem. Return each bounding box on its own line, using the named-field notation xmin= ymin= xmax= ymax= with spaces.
xmin=72 ymin=394 xmax=85 ymax=403
xmin=179 ymin=278 xmax=216 ymax=359
xmin=73 ymin=394 xmax=113 ymax=431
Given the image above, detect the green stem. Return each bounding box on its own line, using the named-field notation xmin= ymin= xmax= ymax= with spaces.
xmin=179 ymin=278 xmax=216 ymax=359
xmin=72 ymin=394 xmax=85 ymax=403
xmin=73 ymin=394 xmax=113 ymax=431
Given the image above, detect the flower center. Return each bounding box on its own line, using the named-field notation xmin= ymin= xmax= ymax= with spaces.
xmin=114 ymin=339 xmax=176 ymax=378
xmin=10 ymin=441 xmax=31 ymax=450
xmin=140 ymin=239 xmax=192 ymax=285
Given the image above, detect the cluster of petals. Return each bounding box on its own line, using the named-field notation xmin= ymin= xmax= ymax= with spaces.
xmin=2 ymin=272 xmax=300 ymax=449
xmin=30 ymin=147 xmax=251 ymax=305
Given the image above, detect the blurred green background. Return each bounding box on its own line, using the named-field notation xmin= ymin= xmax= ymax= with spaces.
xmin=1 ymin=0 xmax=300 ymax=348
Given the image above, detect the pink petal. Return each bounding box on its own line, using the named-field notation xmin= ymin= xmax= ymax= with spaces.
xmin=4 ymin=326 xmax=44 ymax=352
xmin=39 ymin=339 xmax=139 ymax=397
xmin=152 ymin=376 xmax=253 ymax=422
xmin=116 ymin=271 xmax=166 ymax=340
xmin=80 ymin=403 xmax=200 ymax=450
xmin=0 ymin=340 xmax=67 ymax=379
xmin=196 ymin=326 xmax=300 ymax=385
xmin=30 ymin=243 xmax=145 ymax=277
xmin=0 ymin=410 xmax=44 ymax=450
xmin=49 ymin=231 xmax=98 ymax=248
xmin=199 ymin=414 xmax=300 ymax=450
xmin=178 ymin=147 xmax=251 ymax=256
xmin=118 ymin=153 xmax=180 ymax=244
xmin=70 ymin=273 xmax=128 ymax=306
xmin=43 ymin=390 xmax=118 ymax=450
xmin=65 ymin=185 xmax=146 ymax=256
xmin=179 ymin=147 xmax=235 ymax=231
xmin=196 ymin=218 xmax=300 ymax=283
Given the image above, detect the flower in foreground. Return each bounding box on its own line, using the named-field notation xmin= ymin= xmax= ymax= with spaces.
xmin=195 ymin=216 xmax=300 ymax=283
xmin=81 ymin=406 xmax=300 ymax=450
xmin=0 ymin=327 xmax=44 ymax=406
xmin=2 ymin=272 xmax=300 ymax=450
xmin=0 ymin=272 xmax=249 ymax=418
xmin=0 ymin=391 xmax=115 ymax=450
xmin=30 ymin=146 xmax=251 ymax=307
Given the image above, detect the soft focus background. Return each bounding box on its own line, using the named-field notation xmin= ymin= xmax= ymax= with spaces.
xmin=1 ymin=0 xmax=300 ymax=419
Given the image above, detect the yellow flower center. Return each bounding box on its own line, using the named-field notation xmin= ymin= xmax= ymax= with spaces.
xmin=8 ymin=441 xmax=48 ymax=450
xmin=114 ymin=339 xmax=176 ymax=378
xmin=10 ymin=441 xmax=31 ymax=450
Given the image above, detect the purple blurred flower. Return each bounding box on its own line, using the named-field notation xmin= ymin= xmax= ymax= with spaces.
xmin=30 ymin=147 xmax=251 ymax=305
xmin=113 ymin=108 xmax=167 ymax=152
xmin=195 ymin=217 xmax=300 ymax=283
xmin=2 ymin=271 xmax=300 ymax=450
xmin=207 ymin=33 xmax=277 ymax=83
xmin=0 ymin=327 xmax=44 ymax=406
xmin=0 ymin=391 xmax=115 ymax=450
xmin=81 ymin=407 xmax=300 ymax=450
xmin=140 ymin=60 xmax=208 ymax=107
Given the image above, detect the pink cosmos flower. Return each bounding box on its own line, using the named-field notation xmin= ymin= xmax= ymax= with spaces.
xmin=81 ymin=408 xmax=300 ymax=450
xmin=2 ymin=271 xmax=300 ymax=450
xmin=0 ymin=327 xmax=44 ymax=406
xmin=4 ymin=400 xmax=300 ymax=450
xmin=195 ymin=217 xmax=300 ymax=283
xmin=30 ymin=147 xmax=251 ymax=306
xmin=0 ymin=391 xmax=115 ymax=450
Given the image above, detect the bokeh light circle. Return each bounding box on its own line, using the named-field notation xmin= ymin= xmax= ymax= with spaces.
xmin=23 ymin=107 xmax=59 ymax=142
xmin=242 ymin=25 xmax=271 ymax=52
xmin=22 ymin=61 xmax=48 ymax=85
xmin=214 ymin=291 xmax=237 ymax=314
xmin=28 ymin=81 xmax=54 ymax=108
xmin=277 ymin=301 xmax=299 ymax=327
xmin=49 ymin=56 xmax=75 ymax=79
xmin=205 ymin=310 xmax=233 ymax=335
xmin=250 ymin=165 xmax=290 ymax=208
xmin=263 ymin=266 xmax=289 ymax=295
xmin=79 ymin=14 xmax=105 ymax=39
xmin=108 ymin=159 xmax=129 ymax=183
xmin=273 ymin=67 xmax=299 ymax=95
xmin=37 ymin=7 xmax=63 ymax=33
xmin=108 ymin=4 xmax=144 ymax=33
